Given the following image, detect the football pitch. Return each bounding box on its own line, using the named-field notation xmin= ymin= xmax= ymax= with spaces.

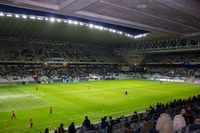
xmin=0 ymin=79 xmax=200 ymax=133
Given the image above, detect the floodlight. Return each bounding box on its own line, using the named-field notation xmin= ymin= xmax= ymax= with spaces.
xmin=112 ymin=29 xmax=116 ymax=33
xmin=73 ymin=21 xmax=78 ymax=25
xmin=22 ymin=15 xmax=27 ymax=19
xmin=37 ymin=17 xmax=43 ymax=20
xmin=79 ymin=22 xmax=84 ymax=26
xmin=56 ymin=19 xmax=61 ymax=22
xmin=117 ymin=31 xmax=122 ymax=35
xmin=89 ymin=24 xmax=94 ymax=28
xmin=15 ymin=14 xmax=20 ymax=18
xmin=99 ymin=26 xmax=103 ymax=30
xmin=7 ymin=14 xmax=12 ymax=17
xmin=0 ymin=12 xmax=4 ymax=16
xmin=94 ymin=25 xmax=99 ymax=29
xmin=30 ymin=16 xmax=36 ymax=19
xmin=68 ymin=20 xmax=73 ymax=24
xmin=50 ymin=17 xmax=55 ymax=22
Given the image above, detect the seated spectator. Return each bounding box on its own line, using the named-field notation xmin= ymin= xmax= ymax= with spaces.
xmin=124 ymin=122 xmax=134 ymax=133
xmin=131 ymin=111 xmax=139 ymax=123
xmin=108 ymin=116 xmax=114 ymax=133
xmin=176 ymin=114 xmax=200 ymax=133
xmin=140 ymin=117 xmax=154 ymax=133
xmin=173 ymin=108 xmax=186 ymax=132
xmin=100 ymin=117 xmax=108 ymax=133
xmin=58 ymin=123 xmax=65 ymax=133
xmin=44 ymin=128 xmax=49 ymax=133
xmin=82 ymin=116 xmax=91 ymax=129
xmin=68 ymin=122 xmax=76 ymax=133
xmin=156 ymin=111 xmax=173 ymax=133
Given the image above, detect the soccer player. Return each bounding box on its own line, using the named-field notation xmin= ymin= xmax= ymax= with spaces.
xmin=11 ymin=110 xmax=16 ymax=119
xmin=36 ymin=86 xmax=38 ymax=91
xmin=125 ymin=91 xmax=128 ymax=95
xmin=29 ymin=119 xmax=33 ymax=128
xmin=50 ymin=106 xmax=52 ymax=114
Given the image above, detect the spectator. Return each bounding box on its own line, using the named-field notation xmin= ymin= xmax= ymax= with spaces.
xmin=68 ymin=122 xmax=76 ymax=133
xmin=58 ymin=123 xmax=65 ymax=133
xmin=44 ymin=128 xmax=49 ymax=133
xmin=156 ymin=111 xmax=173 ymax=133
xmin=124 ymin=122 xmax=134 ymax=133
xmin=100 ymin=117 xmax=107 ymax=133
xmin=82 ymin=116 xmax=91 ymax=129
xmin=107 ymin=116 xmax=114 ymax=133
xmin=140 ymin=117 xmax=154 ymax=133
xmin=176 ymin=114 xmax=200 ymax=133
xmin=131 ymin=111 xmax=139 ymax=123
xmin=173 ymin=108 xmax=186 ymax=132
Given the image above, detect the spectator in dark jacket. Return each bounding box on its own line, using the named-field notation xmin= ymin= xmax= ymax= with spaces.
xmin=68 ymin=122 xmax=76 ymax=133
xmin=58 ymin=123 xmax=65 ymax=133
xmin=101 ymin=117 xmax=108 ymax=133
xmin=82 ymin=116 xmax=91 ymax=129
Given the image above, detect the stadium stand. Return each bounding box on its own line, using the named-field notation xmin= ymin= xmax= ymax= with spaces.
xmin=0 ymin=1 xmax=200 ymax=132
xmin=0 ymin=36 xmax=125 ymax=63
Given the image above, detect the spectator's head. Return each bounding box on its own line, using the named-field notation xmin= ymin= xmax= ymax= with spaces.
xmin=60 ymin=123 xmax=64 ymax=128
xmin=180 ymin=108 xmax=186 ymax=115
xmin=143 ymin=117 xmax=149 ymax=122
xmin=176 ymin=107 xmax=186 ymax=115
xmin=193 ymin=115 xmax=200 ymax=125
xmin=125 ymin=122 xmax=131 ymax=129
xmin=71 ymin=122 xmax=75 ymax=126
xmin=45 ymin=128 xmax=49 ymax=132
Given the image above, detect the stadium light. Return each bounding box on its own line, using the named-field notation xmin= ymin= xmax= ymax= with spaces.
xmin=50 ymin=17 xmax=55 ymax=22
xmin=112 ymin=29 xmax=116 ymax=33
xmin=7 ymin=14 xmax=12 ymax=17
xmin=15 ymin=14 xmax=20 ymax=18
xmin=0 ymin=11 xmax=142 ymax=39
xmin=134 ymin=33 xmax=148 ymax=39
xmin=94 ymin=25 xmax=100 ymax=29
xmin=99 ymin=26 xmax=103 ymax=30
xmin=89 ymin=24 xmax=94 ymax=28
xmin=30 ymin=16 xmax=36 ymax=19
xmin=56 ymin=19 xmax=61 ymax=22
xmin=79 ymin=22 xmax=84 ymax=26
xmin=117 ymin=31 xmax=122 ymax=35
xmin=37 ymin=17 xmax=43 ymax=20
xmin=104 ymin=28 xmax=109 ymax=31
xmin=68 ymin=20 xmax=73 ymax=24
xmin=0 ymin=12 xmax=4 ymax=16
xmin=73 ymin=21 xmax=78 ymax=25
xmin=22 ymin=15 xmax=27 ymax=19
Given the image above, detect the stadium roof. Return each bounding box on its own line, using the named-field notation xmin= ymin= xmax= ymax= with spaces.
xmin=0 ymin=0 xmax=200 ymax=37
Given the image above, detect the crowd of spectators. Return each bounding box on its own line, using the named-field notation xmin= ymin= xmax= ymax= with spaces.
xmin=0 ymin=36 xmax=125 ymax=63
xmin=42 ymin=94 xmax=200 ymax=133
xmin=0 ymin=64 xmax=122 ymax=83
xmin=1 ymin=64 xmax=200 ymax=84
xmin=142 ymin=52 xmax=200 ymax=65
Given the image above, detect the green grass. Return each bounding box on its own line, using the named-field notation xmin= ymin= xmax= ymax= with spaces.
xmin=0 ymin=79 xmax=200 ymax=133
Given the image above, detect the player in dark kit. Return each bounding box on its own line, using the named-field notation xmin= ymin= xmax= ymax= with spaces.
xmin=125 ymin=91 xmax=128 ymax=95
xmin=11 ymin=110 xmax=16 ymax=119
xmin=36 ymin=86 xmax=38 ymax=91
xmin=29 ymin=119 xmax=33 ymax=128
xmin=50 ymin=106 xmax=52 ymax=114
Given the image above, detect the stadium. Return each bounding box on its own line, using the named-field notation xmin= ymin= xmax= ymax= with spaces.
xmin=0 ymin=0 xmax=200 ymax=133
